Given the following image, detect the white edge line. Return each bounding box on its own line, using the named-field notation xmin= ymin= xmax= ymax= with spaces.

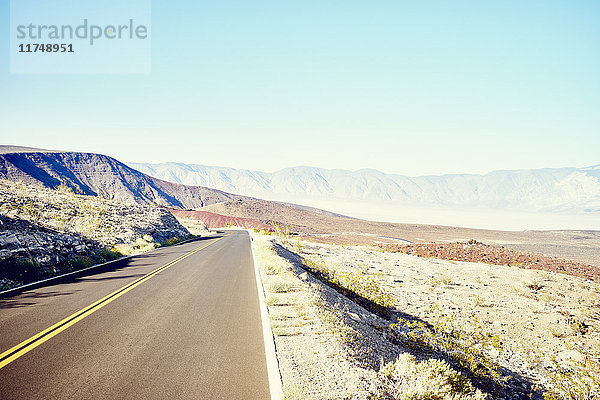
xmin=249 ymin=231 xmax=285 ymax=400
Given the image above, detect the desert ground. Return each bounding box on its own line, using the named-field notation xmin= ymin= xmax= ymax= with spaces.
xmin=252 ymin=231 xmax=600 ymax=399
xmin=202 ymin=199 xmax=600 ymax=266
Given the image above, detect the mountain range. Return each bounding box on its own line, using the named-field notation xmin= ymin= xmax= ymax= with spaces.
xmin=2 ymin=145 xmax=599 ymax=220
xmin=128 ymin=162 xmax=600 ymax=214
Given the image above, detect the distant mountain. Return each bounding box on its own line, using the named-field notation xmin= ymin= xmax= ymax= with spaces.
xmin=128 ymin=162 xmax=600 ymax=214
xmin=0 ymin=147 xmax=245 ymax=209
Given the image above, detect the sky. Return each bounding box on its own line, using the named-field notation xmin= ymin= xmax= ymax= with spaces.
xmin=0 ymin=1 xmax=599 ymax=176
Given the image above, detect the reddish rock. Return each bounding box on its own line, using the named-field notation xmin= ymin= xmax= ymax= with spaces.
xmin=379 ymin=241 xmax=600 ymax=283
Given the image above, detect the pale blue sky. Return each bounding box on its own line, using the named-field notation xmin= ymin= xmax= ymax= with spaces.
xmin=0 ymin=1 xmax=598 ymax=175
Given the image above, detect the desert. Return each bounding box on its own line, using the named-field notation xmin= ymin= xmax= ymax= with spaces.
xmin=2 ymin=3 xmax=598 ymax=399
xmin=1 ymin=147 xmax=599 ymax=398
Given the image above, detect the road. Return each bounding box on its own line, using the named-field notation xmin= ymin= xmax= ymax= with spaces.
xmin=0 ymin=230 xmax=271 ymax=399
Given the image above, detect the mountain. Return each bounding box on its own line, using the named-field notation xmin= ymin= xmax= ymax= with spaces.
xmin=127 ymin=162 xmax=600 ymax=214
xmin=0 ymin=145 xmax=57 ymax=154
xmin=0 ymin=147 xmax=246 ymax=209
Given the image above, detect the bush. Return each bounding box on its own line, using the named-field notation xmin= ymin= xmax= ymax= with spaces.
xmin=265 ymin=294 xmax=281 ymax=306
xmin=263 ymin=264 xmax=281 ymax=275
xmin=301 ymin=256 xmax=394 ymax=317
xmin=95 ymin=249 xmax=123 ymax=263
xmin=542 ymin=357 xmax=600 ymax=400
xmin=390 ymin=308 xmax=505 ymax=394
xmin=0 ymin=278 xmax=20 ymax=291
xmin=62 ymin=256 xmax=92 ymax=272
xmin=269 ymin=279 xmax=292 ymax=293
xmin=159 ymin=235 xmax=193 ymax=247
xmin=0 ymin=257 xmax=46 ymax=282
xmin=112 ymin=236 xmax=158 ymax=255
xmin=377 ymin=353 xmax=487 ymax=400
xmin=0 ymin=247 xmax=126 ymax=288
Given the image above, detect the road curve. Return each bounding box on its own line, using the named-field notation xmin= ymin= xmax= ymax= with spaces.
xmin=0 ymin=230 xmax=271 ymax=399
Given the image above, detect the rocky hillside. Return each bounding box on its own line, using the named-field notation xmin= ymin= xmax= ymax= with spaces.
xmin=0 ymin=214 xmax=103 ymax=272
xmin=130 ymin=161 xmax=600 ymax=214
xmin=0 ymin=179 xmax=192 ymax=288
xmin=0 ymin=180 xmax=189 ymax=247
xmin=0 ymin=146 xmax=246 ymax=209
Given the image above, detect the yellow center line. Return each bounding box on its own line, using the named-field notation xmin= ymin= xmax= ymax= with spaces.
xmin=0 ymin=234 xmax=229 ymax=370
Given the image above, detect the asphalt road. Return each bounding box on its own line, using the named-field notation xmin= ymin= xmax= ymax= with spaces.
xmin=0 ymin=230 xmax=271 ymax=399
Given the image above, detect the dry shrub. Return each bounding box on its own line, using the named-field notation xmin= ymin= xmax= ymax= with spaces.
xmin=376 ymin=353 xmax=487 ymax=400
xmin=112 ymin=236 xmax=158 ymax=255
xmin=542 ymin=357 xmax=600 ymax=400
xmin=301 ymin=256 xmax=394 ymax=309
xmin=390 ymin=307 xmax=506 ymax=393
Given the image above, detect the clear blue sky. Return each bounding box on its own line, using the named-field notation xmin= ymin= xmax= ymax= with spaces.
xmin=1 ymin=1 xmax=598 ymax=175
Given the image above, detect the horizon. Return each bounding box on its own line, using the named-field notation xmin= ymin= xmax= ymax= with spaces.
xmin=128 ymin=158 xmax=600 ymax=177
xmin=2 ymin=143 xmax=599 ymax=177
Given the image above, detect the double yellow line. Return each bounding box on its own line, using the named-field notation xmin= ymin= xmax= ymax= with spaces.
xmin=0 ymin=235 xmax=226 ymax=370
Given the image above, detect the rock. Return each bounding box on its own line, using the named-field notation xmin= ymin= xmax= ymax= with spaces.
xmin=348 ymin=312 xmax=362 ymax=322
xmin=0 ymin=179 xmax=194 ymax=276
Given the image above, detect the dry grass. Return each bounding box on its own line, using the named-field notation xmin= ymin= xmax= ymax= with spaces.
xmin=112 ymin=235 xmax=158 ymax=255
xmin=269 ymin=278 xmax=293 ymax=293
xmin=173 ymin=216 xmax=208 ymax=236
xmin=542 ymin=357 xmax=600 ymax=400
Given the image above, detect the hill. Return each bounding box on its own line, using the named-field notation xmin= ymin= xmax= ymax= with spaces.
xmin=169 ymin=209 xmax=273 ymax=231
xmin=0 ymin=179 xmax=191 ymax=289
xmin=0 ymin=146 xmax=245 ymax=209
